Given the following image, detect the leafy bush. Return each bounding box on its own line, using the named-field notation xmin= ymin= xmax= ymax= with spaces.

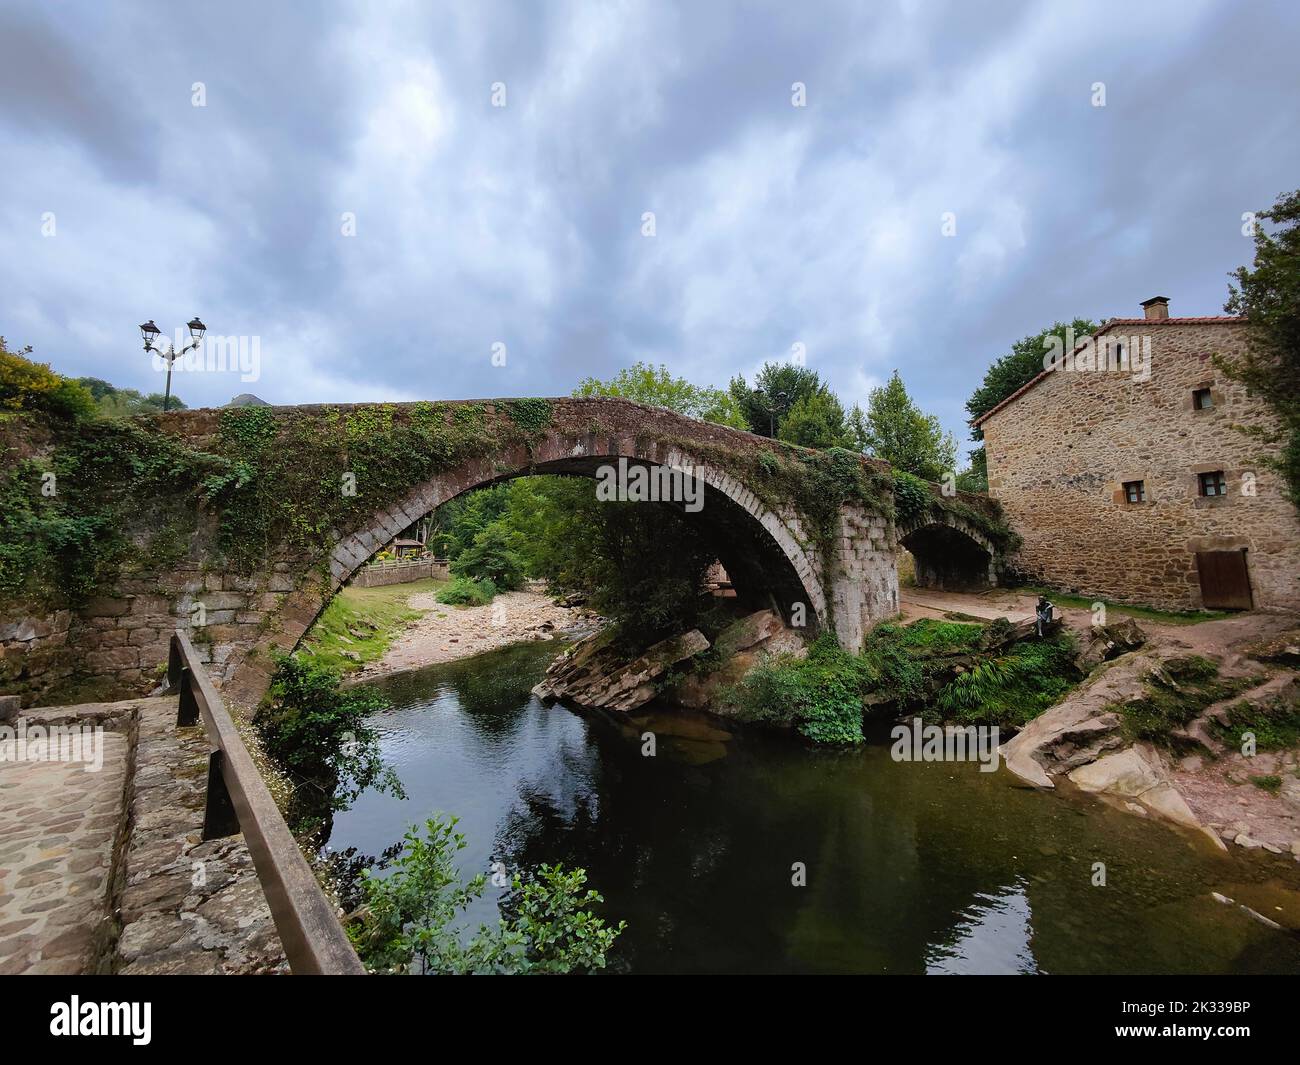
xmin=256 ymin=654 xmax=405 ymax=832
xmin=436 ymin=575 xmax=498 ymax=606
xmin=859 ymin=619 xmax=985 ymax=707
xmin=723 ymin=635 xmax=874 ymax=744
xmin=351 ymin=815 xmax=625 ymax=975
xmin=0 ymin=339 xmax=97 ymax=421
xmin=891 ymin=470 xmax=935 ymax=524
xmin=451 ymin=522 xmax=526 ymax=590
xmin=725 ymin=619 xmax=1082 ymax=742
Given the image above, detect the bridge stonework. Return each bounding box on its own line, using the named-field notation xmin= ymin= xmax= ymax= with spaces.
xmin=0 ymin=397 xmax=970 ymax=710
xmin=896 ymin=508 xmax=1002 ymax=591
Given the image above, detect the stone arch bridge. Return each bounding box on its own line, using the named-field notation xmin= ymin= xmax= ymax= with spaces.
xmin=1 ymin=397 xmax=1009 ymax=710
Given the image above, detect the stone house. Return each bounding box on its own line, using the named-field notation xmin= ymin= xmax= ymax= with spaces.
xmin=974 ymin=297 xmax=1300 ymax=613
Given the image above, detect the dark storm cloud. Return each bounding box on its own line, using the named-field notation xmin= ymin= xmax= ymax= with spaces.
xmin=1 ymin=0 xmax=1297 ymax=453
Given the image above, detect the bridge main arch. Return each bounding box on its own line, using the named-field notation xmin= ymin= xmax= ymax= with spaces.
xmin=213 ymin=398 xmax=901 ymax=707
xmin=324 ymin=433 xmax=828 ymax=633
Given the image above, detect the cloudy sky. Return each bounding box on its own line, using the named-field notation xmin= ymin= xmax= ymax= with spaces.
xmin=2 ymin=0 xmax=1297 ymax=455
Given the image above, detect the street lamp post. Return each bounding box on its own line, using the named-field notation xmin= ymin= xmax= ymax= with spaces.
xmin=140 ymin=317 xmax=206 ymax=411
xmin=752 ymin=388 xmax=790 ymax=437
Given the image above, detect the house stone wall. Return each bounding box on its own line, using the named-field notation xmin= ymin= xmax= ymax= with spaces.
xmin=982 ymin=320 xmax=1300 ymax=612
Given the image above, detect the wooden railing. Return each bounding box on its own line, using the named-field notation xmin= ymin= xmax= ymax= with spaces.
xmin=167 ymin=631 xmax=365 ymax=975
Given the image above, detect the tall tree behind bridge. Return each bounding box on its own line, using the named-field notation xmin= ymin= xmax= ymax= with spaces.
xmin=728 ymin=362 xmax=829 ymax=438
xmin=574 ymin=361 xmax=745 ymax=428
xmin=1223 ymin=187 xmax=1300 ymax=508
xmin=859 ymin=371 xmax=957 ymax=482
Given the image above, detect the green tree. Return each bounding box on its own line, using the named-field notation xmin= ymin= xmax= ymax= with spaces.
xmin=955 ymin=446 xmax=988 ymax=493
xmin=1223 ymin=188 xmax=1300 ymax=507
xmin=777 ymin=389 xmax=851 ymax=449
xmin=428 ymin=484 xmax=511 ymax=558
xmin=256 ymin=654 xmax=405 ymax=833
xmin=964 ymin=318 xmax=1095 ymax=481
xmin=858 ymin=371 xmax=957 ymax=481
xmin=501 ymin=476 xmax=715 ymax=645
xmin=0 ymin=338 xmax=97 ymax=421
xmin=77 ymin=376 xmax=187 ymax=416
xmin=574 ymin=361 xmax=746 ymax=429
xmin=452 ymin=521 xmax=526 ymax=590
xmin=728 ymin=362 xmax=827 ymax=437
xmin=352 ymin=815 xmax=625 ymax=975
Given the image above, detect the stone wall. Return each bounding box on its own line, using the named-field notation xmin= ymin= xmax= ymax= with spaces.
xmin=981 ymin=320 xmax=1300 ymax=611
xmin=350 ymin=558 xmax=451 ymax=588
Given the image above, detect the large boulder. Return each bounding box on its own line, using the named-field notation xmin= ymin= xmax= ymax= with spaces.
xmin=1000 ymin=651 xmax=1165 ymax=788
xmin=533 ymin=629 xmax=710 ymax=712
xmin=671 ymin=610 xmax=806 ymax=711
xmin=1067 ymin=744 xmax=1224 ymax=849
xmin=1076 ymin=617 xmax=1147 ymax=671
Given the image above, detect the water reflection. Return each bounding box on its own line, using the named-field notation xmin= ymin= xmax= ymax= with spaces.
xmin=330 ymin=639 xmax=1300 ymax=975
xmin=926 ymin=882 xmax=1035 ymax=975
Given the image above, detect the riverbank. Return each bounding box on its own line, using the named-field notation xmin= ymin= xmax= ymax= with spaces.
xmin=297 ymin=576 xmax=601 ymax=682
xmin=1002 ymin=611 xmax=1300 ymax=859
xmin=351 ymin=587 xmax=598 ymax=680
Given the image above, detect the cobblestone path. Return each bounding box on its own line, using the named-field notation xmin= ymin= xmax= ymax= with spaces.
xmin=0 ymin=724 xmax=128 ymax=974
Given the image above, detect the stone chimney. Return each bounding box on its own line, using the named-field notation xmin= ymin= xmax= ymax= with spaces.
xmin=1141 ymin=296 xmax=1170 ymax=320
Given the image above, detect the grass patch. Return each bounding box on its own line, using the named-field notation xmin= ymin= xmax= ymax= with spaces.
xmin=435 ymin=575 xmax=498 ymax=606
xmin=1250 ymin=774 xmax=1283 ymax=793
xmin=875 ymin=618 xmax=985 ymax=654
xmin=720 ymin=618 xmax=1081 ymax=743
xmin=1212 ymin=692 xmax=1300 ymax=752
xmin=1114 ymin=656 xmax=1260 ymax=743
xmin=300 ymin=577 xmax=446 ymax=674
xmin=934 ymin=634 xmax=1079 ymax=728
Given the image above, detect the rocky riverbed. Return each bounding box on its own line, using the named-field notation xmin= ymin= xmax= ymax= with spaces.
xmin=352 ymin=589 xmax=600 ymax=680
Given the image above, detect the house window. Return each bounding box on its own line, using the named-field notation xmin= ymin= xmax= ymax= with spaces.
xmin=1198 ymin=470 xmax=1228 ymax=497
xmin=1123 ymin=480 xmax=1146 ymax=503
xmin=1193 ymin=388 xmax=1214 ymax=410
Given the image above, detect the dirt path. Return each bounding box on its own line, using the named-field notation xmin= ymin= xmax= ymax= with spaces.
xmin=352 ymin=589 xmax=596 ymax=680
xmin=900 ymin=586 xmax=1292 ymax=650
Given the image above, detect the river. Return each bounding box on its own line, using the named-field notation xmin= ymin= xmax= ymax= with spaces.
xmin=329 ymin=639 xmax=1300 ymax=974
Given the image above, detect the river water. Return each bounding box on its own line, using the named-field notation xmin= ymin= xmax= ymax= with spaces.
xmin=330 ymin=639 xmax=1300 ymax=974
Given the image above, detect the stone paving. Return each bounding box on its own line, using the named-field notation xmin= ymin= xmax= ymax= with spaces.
xmin=0 ymin=695 xmax=287 ymax=975
xmin=0 ymin=715 xmax=129 ymax=974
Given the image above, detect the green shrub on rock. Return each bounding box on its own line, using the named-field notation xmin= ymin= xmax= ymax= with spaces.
xmin=723 ymin=635 xmax=874 ymax=744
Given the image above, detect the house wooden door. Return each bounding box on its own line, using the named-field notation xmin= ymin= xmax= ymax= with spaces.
xmin=1195 ymin=550 xmax=1253 ymax=609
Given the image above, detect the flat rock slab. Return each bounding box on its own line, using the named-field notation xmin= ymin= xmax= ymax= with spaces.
xmin=0 ymin=730 xmax=128 ymax=975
